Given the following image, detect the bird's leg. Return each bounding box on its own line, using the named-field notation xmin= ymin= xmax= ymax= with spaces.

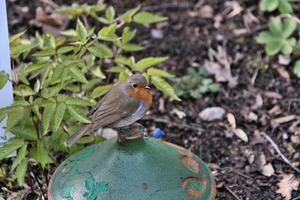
xmin=125 ymin=123 xmax=145 ymax=140
xmin=116 ymin=127 xmax=129 ymax=143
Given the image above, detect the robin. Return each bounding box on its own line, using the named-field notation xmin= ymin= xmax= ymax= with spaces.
xmin=66 ymin=74 xmax=152 ymax=146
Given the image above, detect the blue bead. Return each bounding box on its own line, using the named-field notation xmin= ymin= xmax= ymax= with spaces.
xmin=152 ymin=128 xmax=165 ymax=138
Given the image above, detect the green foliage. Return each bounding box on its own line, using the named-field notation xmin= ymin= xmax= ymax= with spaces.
xmin=256 ymin=17 xmax=297 ymax=55
xmin=0 ymin=2 xmax=177 ymax=187
xmin=258 ymin=0 xmax=300 ymax=77
xmin=175 ymin=67 xmax=220 ymax=99
xmin=259 ymin=0 xmax=293 ymax=13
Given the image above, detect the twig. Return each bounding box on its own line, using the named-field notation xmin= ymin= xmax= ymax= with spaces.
xmin=223 ymin=185 xmax=242 ymax=200
xmin=39 ymin=0 xmax=59 ymax=9
xmin=261 ymin=132 xmax=300 ymax=174
xmin=28 ymin=164 xmax=46 ymax=199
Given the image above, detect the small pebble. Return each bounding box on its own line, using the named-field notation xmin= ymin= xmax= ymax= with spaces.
xmin=199 ymin=107 xmax=225 ymax=121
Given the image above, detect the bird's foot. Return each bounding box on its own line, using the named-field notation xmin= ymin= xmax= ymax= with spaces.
xmin=117 ymin=123 xmax=146 ymax=143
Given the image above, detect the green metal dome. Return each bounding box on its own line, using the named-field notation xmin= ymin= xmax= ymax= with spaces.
xmin=48 ymin=137 xmax=216 ymax=200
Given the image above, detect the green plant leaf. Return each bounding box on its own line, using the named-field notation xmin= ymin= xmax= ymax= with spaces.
xmin=121 ymin=43 xmax=143 ymax=52
xmin=9 ymin=31 xmax=26 ymax=44
xmin=0 ymin=71 xmax=9 ymax=89
xmin=147 ymin=68 xmax=174 ymax=78
xmin=269 ymin=17 xmax=282 ymax=36
xmin=97 ymin=23 xmax=119 ymax=41
xmin=281 ymin=40 xmax=293 ymax=55
xmin=265 ymin=39 xmax=282 ymax=55
xmin=26 ymin=62 xmax=49 ymax=73
xmin=6 ymin=107 xmax=25 ymax=131
xmin=0 ymin=138 xmax=24 ymax=160
xmin=53 ymin=103 xmax=66 ymax=131
xmin=76 ymin=19 xmax=88 ymax=43
xmin=42 ymin=102 xmax=56 ymax=135
xmin=256 ymin=31 xmax=274 ymax=44
xmin=13 ymin=85 xmax=36 ymax=97
xmin=278 ymin=0 xmax=293 ymax=13
xmin=41 ymin=84 xmax=62 ymax=98
xmin=91 ymin=66 xmax=106 ymax=79
xmin=259 ymin=0 xmax=279 ymax=11
xmin=282 ymin=18 xmax=297 ymax=38
xmin=67 ymin=105 xmax=91 ymax=123
xmin=87 ymin=44 xmax=113 ymax=58
xmin=32 ymin=49 xmax=56 ymax=57
xmin=57 ymin=46 xmax=75 ymax=54
xmin=33 ymin=141 xmax=53 ymax=168
xmin=15 ymin=159 xmax=28 ymax=186
xmin=91 ymin=85 xmax=112 ymax=98
xmin=293 ymin=60 xmax=300 ymax=77
xmin=69 ymin=66 xmax=88 ymax=83
xmin=151 ymin=76 xmax=181 ymax=101
xmin=133 ymin=11 xmax=167 ymax=24
xmin=120 ymin=6 xmax=140 ymax=22
xmin=11 ymin=144 xmax=28 ymax=172
xmin=122 ymin=27 xmax=136 ymax=44
xmin=66 ymin=97 xmax=95 ymax=106
xmin=105 ymin=6 xmax=115 ymax=21
xmin=134 ymin=57 xmax=168 ymax=71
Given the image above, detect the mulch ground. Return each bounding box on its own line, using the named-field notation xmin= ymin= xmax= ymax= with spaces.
xmin=4 ymin=0 xmax=300 ymax=199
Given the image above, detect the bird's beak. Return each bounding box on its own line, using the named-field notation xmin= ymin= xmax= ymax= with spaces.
xmin=145 ymin=85 xmax=151 ymax=90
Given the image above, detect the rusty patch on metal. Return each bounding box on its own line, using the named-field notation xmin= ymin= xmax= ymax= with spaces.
xmin=142 ymin=182 xmax=148 ymax=190
xmin=180 ymin=155 xmax=200 ymax=173
xmin=181 ymin=176 xmax=208 ymax=197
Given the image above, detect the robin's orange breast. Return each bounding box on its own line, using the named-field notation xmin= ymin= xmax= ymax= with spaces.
xmin=128 ymin=87 xmax=152 ymax=109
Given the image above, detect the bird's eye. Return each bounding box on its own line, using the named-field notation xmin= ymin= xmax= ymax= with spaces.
xmin=131 ymin=83 xmax=138 ymax=88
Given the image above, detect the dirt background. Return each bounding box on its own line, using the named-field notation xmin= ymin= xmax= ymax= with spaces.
xmin=4 ymin=0 xmax=300 ymax=199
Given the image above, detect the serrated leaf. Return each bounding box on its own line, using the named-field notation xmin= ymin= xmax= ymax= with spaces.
xmin=105 ymin=6 xmax=115 ymax=22
xmin=34 ymin=141 xmax=53 ymax=168
xmin=87 ymin=44 xmax=113 ymax=58
xmin=60 ymin=29 xmax=78 ymax=37
xmin=76 ymin=19 xmax=87 ymax=42
xmin=67 ymin=105 xmax=91 ymax=123
xmin=256 ymin=31 xmax=274 ymax=44
xmin=11 ymin=144 xmax=27 ymax=172
xmin=278 ymin=0 xmax=293 ymax=13
xmin=147 ymin=68 xmax=174 ymax=78
xmin=259 ymin=0 xmax=279 ymax=12
xmin=151 ymin=76 xmax=181 ymax=101
xmin=120 ymin=6 xmax=140 ymax=22
xmin=282 ymin=18 xmax=297 ymax=38
xmin=265 ymin=39 xmax=282 ymax=55
xmin=66 ymin=97 xmax=94 ymax=106
xmin=293 ymin=60 xmax=300 ymax=77
xmin=32 ymin=49 xmax=56 ymax=57
xmin=15 ymin=159 xmax=27 ymax=186
xmin=10 ymin=43 xmax=35 ymax=58
xmin=69 ymin=67 xmax=88 ymax=83
xmin=42 ymin=102 xmax=56 ymax=135
xmin=53 ymin=103 xmax=66 ymax=131
xmin=97 ymin=23 xmax=119 ymax=41
xmin=133 ymin=11 xmax=167 ymax=24
xmin=6 ymin=107 xmax=25 ymax=131
xmin=122 ymin=27 xmax=136 ymax=44
xmin=91 ymin=85 xmax=112 ymax=98
xmin=134 ymin=57 xmax=168 ymax=71
xmin=269 ymin=17 xmax=282 ymax=36
xmin=121 ymin=43 xmax=143 ymax=52
xmin=0 ymin=138 xmax=24 ymax=160
xmin=0 ymin=71 xmax=9 ymax=89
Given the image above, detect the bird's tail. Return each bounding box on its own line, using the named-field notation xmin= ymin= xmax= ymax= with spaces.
xmin=66 ymin=124 xmax=92 ymax=147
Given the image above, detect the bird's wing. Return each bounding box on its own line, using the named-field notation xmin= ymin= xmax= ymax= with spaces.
xmin=90 ymin=86 xmax=140 ymax=130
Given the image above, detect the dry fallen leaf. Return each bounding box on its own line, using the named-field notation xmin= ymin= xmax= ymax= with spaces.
xmin=199 ymin=5 xmax=213 ymax=18
xmin=276 ymin=174 xmax=300 ymax=200
xmin=171 ymin=108 xmax=186 ymax=119
xmin=261 ymin=163 xmax=275 ymax=177
xmin=204 ymin=46 xmax=238 ymax=87
xmin=273 ymin=115 xmax=296 ymax=124
xmin=224 ymin=1 xmax=243 ymax=19
xmin=233 ymin=128 xmax=248 ymax=142
xmin=227 ymin=113 xmax=236 ymax=128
